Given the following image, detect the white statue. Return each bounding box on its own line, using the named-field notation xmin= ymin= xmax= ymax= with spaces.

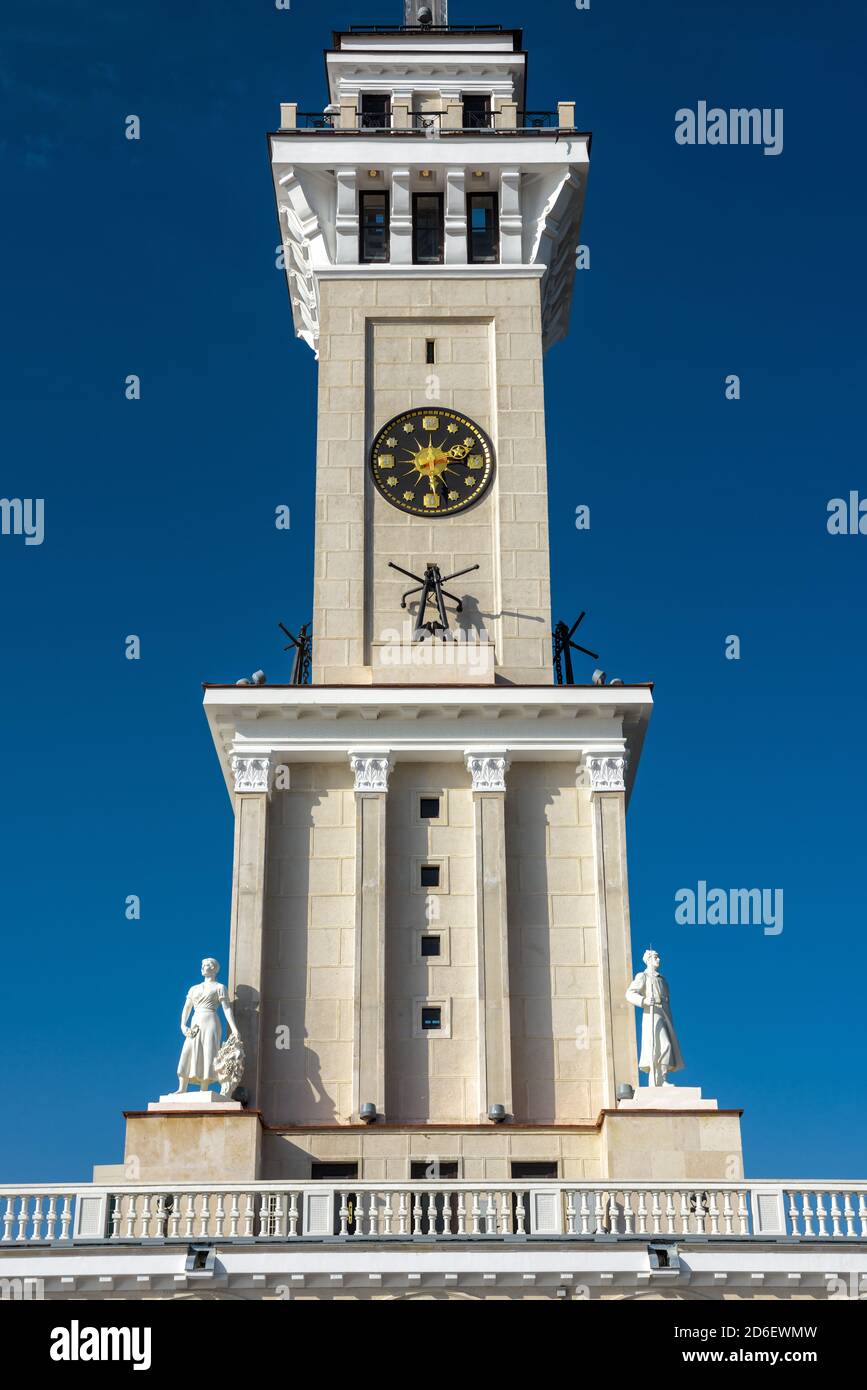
xmin=174 ymin=958 xmax=242 ymax=1094
xmin=626 ymin=948 xmax=685 ymax=1087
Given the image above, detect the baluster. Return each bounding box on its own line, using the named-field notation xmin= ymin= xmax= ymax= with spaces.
xmin=471 ymin=1192 xmax=482 ymax=1236
xmin=456 ymin=1191 xmax=467 ymax=1236
xmin=514 ymin=1191 xmax=526 ymax=1236
xmin=339 ymin=1191 xmax=350 ymax=1237
xmin=708 ymin=1192 xmax=720 ymax=1236
xmin=382 ymin=1191 xmax=393 ymax=1237
xmin=843 ymin=1191 xmax=856 ymax=1238
xmin=154 ymin=1194 xmax=168 ymax=1239
xmin=635 ymin=1190 xmax=647 ymax=1235
xmin=695 ymin=1192 xmax=707 ymax=1235
xmin=829 ymin=1192 xmax=843 ymax=1238
xmin=565 ymin=1189 xmax=577 ymax=1235
xmin=858 ymin=1192 xmax=867 ymax=1239
xmin=593 ymin=1192 xmax=605 ymax=1236
xmin=412 ymin=1191 xmax=423 ymax=1236
xmin=109 ymin=1194 xmax=122 ymax=1240
xmin=815 ymin=1192 xmax=828 ymax=1237
xmin=183 ymin=1193 xmax=196 ymax=1239
xmin=198 ymin=1192 xmax=211 ymax=1238
xmin=499 ymin=1190 xmax=510 ymax=1236
xmin=722 ymin=1191 xmax=734 ymax=1236
xmin=44 ymin=1196 xmax=58 ymax=1241
xmin=578 ymin=1191 xmax=590 ymax=1236
xmin=124 ymin=1194 xmax=138 ymax=1240
xmin=650 ymin=1190 xmax=662 ymax=1235
xmin=30 ymin=1196 xmax=44 ymax=1241
xmin=228 ymin=1192 xmax=240 ymax=1239
xmin=212 ymin=1192 xmax=225 ymax=1239
xmin=16 ymin=1197 xmax=28 ymax=1241
xmin=679 ymin=1189 xmax=690 ymax=1235
xmin=367 ymin=1193 xmax=380 ymax=1237
xmin=141 ymin=1193 xmax=154 ymax=1239
xmin=622 ymin=1189 xmax=636 ymax=1234
xmin=2 ymin=1195 xmax=16 ymax=1241
xmin=287 ymin=1191 xmax=300 ymax=1238
xmin=398 ymin=1191 xmax=409 ymax=1236
xmin=169 ymin=1195 xmax=182 ymax=1240
xmin=259 ymin=1192 xmax=272 ymax=1237
xmin=736 ymin=1189 xmax=748 ymax=1236
xmin=242 ymin=1193 xmax=255 ymax=1239
xmin=665 ymin=1191 xmax=676 ymax=1235
xmin=59 ymin=1196 xmax=72 ymax=1242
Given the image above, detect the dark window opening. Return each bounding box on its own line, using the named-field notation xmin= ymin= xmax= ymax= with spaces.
xmin=421 ymin=935 xmax=441 ymax=958
xmin=419 ymin=796 xmax=440 ymax=819
xmin=420 ymin=864 xmax=440 ymax=888
xmin=359 ymin=191 xmax=390 ymax=264
xmin=467 ymin=193 xmax=499 ymax=264
xmin=463 ymin=94 xmax=492 ymax=129
xmin=510 ymin=1162 xmax=559 ymax=1180
xmin=411 ymin=1161 xmax=459 ymax=1180
xmin=311 ymin=1162 xmax=359 ymax=1181
xmin=421 ymin=1006 xmax=442 ymax=1030
xmin=425 ymin=340 xmax=436 ymax=365
xmin=360 ymin=94 xmax=391 ymax=130
xmin=413 ymin=193 xmax=444 ymax=265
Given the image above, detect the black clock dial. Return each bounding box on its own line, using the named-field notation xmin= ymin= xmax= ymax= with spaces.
xmin=369 ymin=408 xmax=496 ymax=517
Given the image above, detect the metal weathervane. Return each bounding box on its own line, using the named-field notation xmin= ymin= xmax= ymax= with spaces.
xmin=278 ymin=621 xmax=312 ymax=686
xmin=388 ymin=560 xmax=479 ymax=640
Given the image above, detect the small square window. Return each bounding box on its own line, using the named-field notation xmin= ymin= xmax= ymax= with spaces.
xmin=420 ymin=864 xmax=440 ymax=888
xmin=421 ymin=1007 xmax=442 ymax=1030
xmin=419 ymin=796 xmax=440 ymax=820
xmin=421 ymin=935 xmax=441 ymax=958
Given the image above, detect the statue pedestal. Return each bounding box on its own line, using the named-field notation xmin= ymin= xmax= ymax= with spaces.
xmin=147 ymin=1092 xmax=243 ymax=1113
xmin=618 ymin=1085 xmax=719 ymax=1111
xmin=600 ymin=1099 xmax=744 ymax=1182
xmin=123 ymin=1108 xmax=263 ymax=1184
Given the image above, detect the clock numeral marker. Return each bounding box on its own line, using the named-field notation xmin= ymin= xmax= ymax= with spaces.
xmin=423 ymin=494 xmax=440 ymax=509
xmin=378 ymin=454 xmax=394 ymax=468
xmin=468 ymin=456 xmax=483 ymax=470
xmin=422 ymin=415 xmax=439 ymax=431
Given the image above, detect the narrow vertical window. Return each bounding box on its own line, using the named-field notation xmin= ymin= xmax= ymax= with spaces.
xmin=413 ymin=193 xmax=444 ymax=265
xmin=426 ymin=340 xmax=436 ymax=365
xmin=467 ymin=193 xmax=499 ymax=264
xmin=359 ymin=191 xmax=390 ymax=264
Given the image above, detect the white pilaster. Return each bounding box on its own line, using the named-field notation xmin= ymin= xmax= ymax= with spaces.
xmin=335 ymin=168 xmax=359 ymax=264
xmin=390 ymin=168 xmax=412 ymax=264
xmin=444 ymin=167 xmax=468 ymax=263
xmin=500 ymin=169 xmax=523 ymax=265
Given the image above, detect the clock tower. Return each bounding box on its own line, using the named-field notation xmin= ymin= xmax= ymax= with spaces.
xmin=195 ymin=9 xmax=741 ymax=1190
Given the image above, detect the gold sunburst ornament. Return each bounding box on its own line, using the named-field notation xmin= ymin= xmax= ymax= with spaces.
xmin=369 ymin=408 xmax=495 ymax=517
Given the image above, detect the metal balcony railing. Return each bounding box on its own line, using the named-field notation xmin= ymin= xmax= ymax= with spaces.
xmin=3 ymin=1181 xmax=866 ymax=1244
xmin=295 ymin=111 xmax=337 ymax=129
xmin=519 ymin=110 xmax=558 ymax=128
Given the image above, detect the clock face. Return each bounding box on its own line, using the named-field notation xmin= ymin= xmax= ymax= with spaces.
xmin=369 ymin=408 xmax=496 ymax=517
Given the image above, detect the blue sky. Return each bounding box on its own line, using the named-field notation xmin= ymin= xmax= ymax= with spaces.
xmin=1 ymin=0 xmax=865 ymax=1182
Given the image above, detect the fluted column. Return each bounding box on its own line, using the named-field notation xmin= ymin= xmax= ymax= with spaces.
xmin=228 ymin=754 xmax=275 ymax=1109
xmin=349 ymin=752 xmax=393 ymax=1120
xmin=466 ymin=752 xmax=513 ymax=1120
xmin=583 ymin=752 xmax=638 ymax=1105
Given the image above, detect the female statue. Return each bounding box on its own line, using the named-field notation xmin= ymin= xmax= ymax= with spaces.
xmin=174 ymin=958 xmax=239 ymax=1093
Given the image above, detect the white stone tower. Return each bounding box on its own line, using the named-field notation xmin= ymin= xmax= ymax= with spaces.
xmin=190 ymin=12 xmax=741 ymax=1187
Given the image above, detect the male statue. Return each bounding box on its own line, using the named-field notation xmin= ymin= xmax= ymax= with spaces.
xmin=625 ymin=948 xmax=685 ymax=1087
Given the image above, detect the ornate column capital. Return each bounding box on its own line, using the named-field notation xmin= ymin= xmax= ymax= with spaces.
xmin=465 ymin=752 xmax=511 ymax=793
xmin=232 ymin=754 xmax=275 ymax=796
xmin=349 ymin=752 xmax=394 ymax=794
xmin=582 ymin=753 xmax=629 ymax=794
